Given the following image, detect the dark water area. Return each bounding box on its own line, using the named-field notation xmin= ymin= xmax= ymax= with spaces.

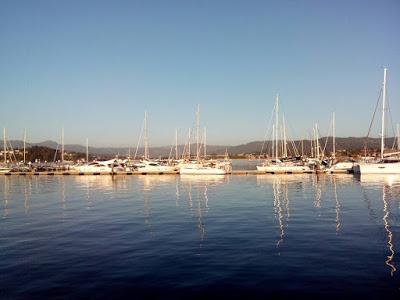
xmin=1 ymin=174 xmax=400 ymax=299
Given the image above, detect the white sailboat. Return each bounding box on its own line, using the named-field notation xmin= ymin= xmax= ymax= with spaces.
xmin=326 ymin=112 xmax=355 ymax=173
xmin=179 ymin=105 xmax=231 ymax=175
xmin=71 ymin=159 xmax=125 ymax=172
xmin=354 ymin=67 xmax=400 ymax=174
xmin=257 ymin=95 xmax=312 ymax=173
xmin=133 ymin=112 xmax=178 ymax=173
xmin=0 ymin=128 xmax=12 ymax=173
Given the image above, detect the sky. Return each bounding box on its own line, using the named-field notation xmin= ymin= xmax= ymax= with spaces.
xmin=0 ymin=0 xmax=399 ymax=147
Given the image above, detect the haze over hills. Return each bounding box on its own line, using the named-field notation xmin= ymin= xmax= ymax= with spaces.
xmin=1 ymin=137 xmax=398 ymax=157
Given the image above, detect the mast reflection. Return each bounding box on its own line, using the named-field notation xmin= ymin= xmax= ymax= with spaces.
xmin=2 ymin=176 xmax=10 ymax=217
xmin=358 ymin=174 xmax=400 ymax=276
xmin=332 ymin=176 xmax=341 ymax=233
xmin=180 ymin=175 xmax=228 ymax=243
xmin=382 ymin=184 xmax=396 ymax=276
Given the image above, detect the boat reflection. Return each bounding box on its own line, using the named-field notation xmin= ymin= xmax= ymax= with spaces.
xmin=257 ymin=175 xmax=292 ymax=249
xmin=2 ymin=176 xmax=10 ymax=217
xmin=357 ymin=174 xmax=399 ymax=276
xmin=331 ymin=176 xmax=341 ymax=233
xmin=178 ymin=175 xmax=228 ymax=245
xmin=73 ymin=175 xmax=129 ymax=191
xmin=179 ymin=174 xmax=229 ymax=186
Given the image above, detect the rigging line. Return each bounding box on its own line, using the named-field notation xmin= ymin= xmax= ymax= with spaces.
xmin=53 ymin=143 xmax=60 ymax=163
xmin=364 ymin=88 xmax=383 ymax=152
xmin=386 ymin=94 xmax=397 ymax=150
xmin=134 ymin=117 xmax=145 ymax=160
xmin=322 ymin=115 xmax=333 ymax=156
xmin=6 ymin=139 xmax=17 ymax=163
xmin=285 ymin=118 xmax=300 ymax=157
xmin=258 ymin=100 xmax=276 ymax=159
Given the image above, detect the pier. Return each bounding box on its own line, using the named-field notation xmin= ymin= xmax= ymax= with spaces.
xmin=0 ymin=169 xmax=348 ymax=176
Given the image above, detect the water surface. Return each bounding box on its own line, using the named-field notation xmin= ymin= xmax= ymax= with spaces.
xmin=1 ymin=174 xmax=399 ymax=299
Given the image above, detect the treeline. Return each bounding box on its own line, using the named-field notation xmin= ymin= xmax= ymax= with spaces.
xmin=10 ymin=146 xmax=108 ymax=163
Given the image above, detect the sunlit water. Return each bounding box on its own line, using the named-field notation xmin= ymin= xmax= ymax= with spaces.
xmin=1 ymin=174 xmax=400 ymax=299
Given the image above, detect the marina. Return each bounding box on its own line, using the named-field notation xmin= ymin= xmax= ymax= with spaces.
xmin=1 ymin=1 xmax=400 ymax=298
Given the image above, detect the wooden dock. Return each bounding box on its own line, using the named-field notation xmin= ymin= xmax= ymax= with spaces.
xmin=0 ymin=170 xmax=331 ymax=176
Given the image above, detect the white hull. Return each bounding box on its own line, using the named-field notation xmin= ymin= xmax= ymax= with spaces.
xmin=72 ymin=165 xmax=113 ymax=172
xmin=256 ymin=164 xmax=311 ymax=173
xmin=354 ymin=162 xmax=400 ymax=174
xmin=0 ymin=168 xmax=11 ymax=173
xmin=327 ymin=162 xmax=355 ymax=173
xmin=179 ymin=167 xmax=228 ymax=175
xmin=136 ymin=165 xmax=177 ymax=173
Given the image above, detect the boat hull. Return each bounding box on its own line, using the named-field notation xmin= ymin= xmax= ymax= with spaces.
xmin=256 ymin=165 xmax=311 ymax=173
xmin=354 ymin=162 xmax=400 ymax=174
xmin=179 ymin=167 xmax=228 ymax=175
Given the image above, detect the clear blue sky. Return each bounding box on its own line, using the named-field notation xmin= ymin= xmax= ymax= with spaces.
xmin=1 ymin=0 xmax=399 ymax=147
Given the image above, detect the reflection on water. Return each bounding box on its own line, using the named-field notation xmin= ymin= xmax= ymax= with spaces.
xmin=179 ymin=175 xmax=228 ymax=244
xmin=1 ymin=174 xmax=400 ymax=298
xmin=358 ymin=174 xmax=400 ymax=277
xmin=383 ymin=185 xmax=396 ymax=276
xmin=332 ymin=176 xmax=341 ymax=233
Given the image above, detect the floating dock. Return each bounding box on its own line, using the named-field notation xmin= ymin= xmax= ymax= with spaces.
xmin=0 ymin=170 xmax=338 ymax=176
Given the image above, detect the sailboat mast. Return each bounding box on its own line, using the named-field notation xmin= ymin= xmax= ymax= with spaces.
xmin=332 ymin=112 xmax=336 ymax=159
xmin=23 ymin=128 xmax=26 ymax=164
xmin=397 ymin=123 xmax=400 ymax=151
xmin=61 ymin=127 xmax=64 ymax=163
xmin=188 ymin=128 xmax=191 ymax=160
xmin=175 ymin=129 xmax=178 ymax=160
xmin=196 ymin=105 xmax=200 ymax=161
xmin=310 ymin=132 xmax=314 ymax=157
xmin=275 ymin=94 xmax=279 ymax=159
xmin=283 ymin=115 xmax=287 ymax=158
xmin=204 ymin=127 xmax=206 ymax=158
xmin=3 ymin=128 xmax=6 ymax=164
xmin=315 ymin=123 xmax=320 ymax=159
xmin=272 ymin=124 xmax=275 ymax=158
xmin=86 ymin=138 xmax=89 ymax=162
xmin=381 ymin=67 xmax=387 ymax=160
xmin=144 ymin=111 xmax=149 ymax=160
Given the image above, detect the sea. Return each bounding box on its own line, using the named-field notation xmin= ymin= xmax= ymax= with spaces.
xmin=1 ymin=165 xmax=400 ymax=299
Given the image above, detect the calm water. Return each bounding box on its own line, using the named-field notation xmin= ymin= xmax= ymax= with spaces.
xmin=1 ymin=174 xmax=400 ymax=299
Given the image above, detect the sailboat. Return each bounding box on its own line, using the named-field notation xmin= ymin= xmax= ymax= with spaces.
xmin=133 ymin=112 xmax=178 ymax=174
xmin=257 ymin=95 xmax=312 ymax=173
xmin=0 ymin=128 xmax=12 ymax=173
xmin=326 ymin=113 xmax=355 ymax=173
xmin=179 ymin=106 xmax=232 ymax=175
xmin=354 ymin=67 xmax=400 ymax=174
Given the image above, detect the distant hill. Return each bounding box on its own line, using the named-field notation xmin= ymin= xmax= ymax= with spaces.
xmin=1 ymin=137 xmax=397 ymax=158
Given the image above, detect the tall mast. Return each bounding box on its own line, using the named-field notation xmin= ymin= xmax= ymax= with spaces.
xmin=188 ymin=128 xmax=191 ymax=160
xmin=275 ymin=94 xmax=279 ymax=159
xmin=397 ymin=123 xmax=400 ymax=151
xmin=310 ymin=132 xmax=314 ymax=158
xmin=315 ymin=123 xmax=320 ymax=159
xmin=301 ymin=137 xmax=304 ymax=157
xmin=283 ymin=115 xmax=287 ymax=158
xmin=196 ymin=104 xmax=200 ymax=161
xmin=332 ymin=112 xmax=336 ymax=159
xmin=175 ymin=129 xmax=178 ymax=160
xmin=381 ymin=67 xmax=387 ymax=160
xmin=86 ymin=138 xmax=89 ymax=162
xmin=23 ymin=128 xmax=26 ymax=164
xmin=144 ymin=111 xmax=149 ymax=160
xmin=203 ymin=127 xmax=207 ymax=158
xmin=61 ymin=127 xmax=64 ymax=163
xmin=3 ymin=128 xmax=6 ymax=164
xmin=271 ymin=124 xmax=275 ymax=158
